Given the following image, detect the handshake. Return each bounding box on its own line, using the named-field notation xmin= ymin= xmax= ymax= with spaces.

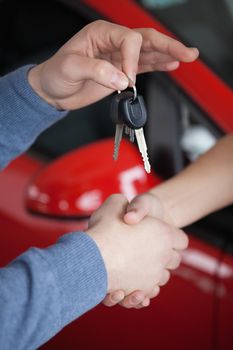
xmin=86 ymin=192 xmax=188 ymax=309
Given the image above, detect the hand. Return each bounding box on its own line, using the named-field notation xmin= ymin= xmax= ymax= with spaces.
xmin=28 ymin=20 xmax=199 ymax=110
xmin=86 ymin=194 xmax=188 ymax=301
xmin=124 ymin=192 xmax=174 ymax=226
xmin=103 ymin=192 xmax=185 ymax=308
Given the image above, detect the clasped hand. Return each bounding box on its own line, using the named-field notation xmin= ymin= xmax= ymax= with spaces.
xmin=86 ymin=194 xmax=188 ymax=309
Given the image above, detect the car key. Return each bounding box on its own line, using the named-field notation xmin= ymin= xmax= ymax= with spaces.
xmin=125 ymin=125 xmax=135 ymax=143
xmin=110 ymin=90 xmax=134 ymax=160
xmin=135 ymin=128 xmax=151 ymax=173
xmin=120 ymin=93 xmax=151 ymax=173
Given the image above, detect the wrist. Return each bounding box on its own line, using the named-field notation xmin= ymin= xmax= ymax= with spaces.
xmin=28 ymin=64 xmax=61 ymax=110
xmin=148 ymin=189 xmax=177 ymax=227
xmin=86 ymin=228 xmax=116 ymax=293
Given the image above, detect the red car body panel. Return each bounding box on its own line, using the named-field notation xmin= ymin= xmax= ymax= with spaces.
xmin=217 ymin=253 xmax=233 ymax=349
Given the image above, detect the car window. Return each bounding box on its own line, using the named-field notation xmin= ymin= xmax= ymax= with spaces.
xmin=137 ymin=0 xmax=233 ymax=88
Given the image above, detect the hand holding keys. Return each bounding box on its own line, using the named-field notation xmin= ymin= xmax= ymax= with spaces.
xmin=111 ymin=84 xmax=151 ymax=173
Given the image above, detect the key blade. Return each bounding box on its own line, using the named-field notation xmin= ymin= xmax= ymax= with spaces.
xmin=124 ymin=125 xmax=130 ymax=135
xmin=124 ymin=125 xmax=135 ymax=143
xmin=129 ymin=128 xmax=135 ymax=143
xmin=135 ymin=128 xmax=151 ymax=173
xmin=113 ymin=124 xmax=124 ymax=160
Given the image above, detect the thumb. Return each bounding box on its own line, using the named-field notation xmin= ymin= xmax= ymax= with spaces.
xmin=89 ymin=194 xmax=128 ymax=228
xmin=64 ymin=54 xmax=129 ymax=90
xmin=124 ymin=195 xmax=150 ymax=225
xmin=124 ymin=193 xmax=164 ymax=225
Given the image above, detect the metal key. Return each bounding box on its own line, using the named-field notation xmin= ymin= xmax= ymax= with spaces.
xmin=135 ymin=128 xmax=151 ymax=173
xmin=110 ymin=91 xmax=134 ymax=160
xmin=113 ymin=124 xmax=124 ymax=160
xmin=120 ymin=93 xmax=151 ymax=173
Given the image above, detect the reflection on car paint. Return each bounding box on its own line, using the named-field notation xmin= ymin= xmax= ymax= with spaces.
xmin=118 ymin=165 xmax=148 ymax=200
xmin=182 ymin=249 xmax=233 ymax=278
xmin=75 ymin=189 xmax=102 ymax=212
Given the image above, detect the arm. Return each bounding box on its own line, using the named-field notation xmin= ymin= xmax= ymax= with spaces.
xmin=150 ymin=133 xmax=233 ymax=228
xmin=124 ymin=133 xmax=233 ymax=229
xmin=0 ymin=233 xmax=107 ymax=350
xmin=0 ymin=66 xmax=67 ymax=169
xmin=111 ymin=134 xmax=233 ymax=309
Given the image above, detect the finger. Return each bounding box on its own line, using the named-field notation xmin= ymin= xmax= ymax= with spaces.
xmin=172 ymin=230 xmax=189 ymax=251
xmin=60 ymin=54 xmax=129 ymax=91
xmin=155 ymin=61 xmax=180 ymax=71
xmin=139 ymin=51 xmax=181 ymax=65
xmin=89 ymin=194 xmax=128 ymax=227
xmin=149 ymin=285 xmax=160 ymax=298
xmin=158 ymin=270 xmax=171 ymax=286
xmin=136 ymin=28 xmax=199 ymax=62
xmin=120 ymin=31 xmax=143 ymax=84
xmin=102 ymin=290 xmax=125 ymax=307
xmin=166 ymin=250 xmax=182 ymax=270
xmin=86 ymin=20 xmax=143 ymax=84
xmin=133 ymin=297 xmax=151 ymax=309
xmin=119 ymin=290 xmax=146 ymax=309
xmin=124 ymin=195 xmax=149 ymax=225
xmin=138 ymin=61 xmax=180 ymax=74
xmin=142 ymin=297 xmax=150 ymax=307
xmin=100 ymin=22 xmax=143 ymax=83
xmin=124 ymin=192 xmax=162 ymax=225
xmin=104 ymin=50 xmax=178 ymax=71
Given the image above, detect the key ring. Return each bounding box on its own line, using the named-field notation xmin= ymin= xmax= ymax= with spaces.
xmin=128 ymin=77 xmax=137 ymax=101
xmin=117 ymin=77 xmax=137 ymax=101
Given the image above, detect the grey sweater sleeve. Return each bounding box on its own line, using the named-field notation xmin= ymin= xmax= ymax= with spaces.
xmin=0 ymin=66 xmax=108 ymax=349
xmin=0 ymin=65 xmax=67 ymax=169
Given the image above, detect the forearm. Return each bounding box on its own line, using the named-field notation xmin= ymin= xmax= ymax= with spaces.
xmin=150 ymin=133 xmax=233 ymax=228
xmin=0 ymin=232 xmax=107 ymax=350
xmin=0 ymin=66 xmax=67 ymax=169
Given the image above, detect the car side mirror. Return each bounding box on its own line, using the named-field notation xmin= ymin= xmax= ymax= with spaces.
xmin=26 ymin=138 xmax=160 ymax=218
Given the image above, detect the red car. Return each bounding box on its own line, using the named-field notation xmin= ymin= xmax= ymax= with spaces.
xmin=0 ymin=1 xmax=233 ymax=349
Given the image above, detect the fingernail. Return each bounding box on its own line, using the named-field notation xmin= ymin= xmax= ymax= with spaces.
xmin=111 ymin=291 xmax=124 ymax=302
xmin=167 ymin=61 xmax=179 ymax=70
xmin=190 ymin=47 xmax=199 ymax=55
xmin=142 ymin=299 xmax=150 ymax=307
xmin=111 ymin=294 xmax=120 ymax=302
xmin=125 ymin=211 xmax=136 ymax=218
xmin=132 ymin=295 xmax=142 ymax=304
xmin=111 ymin=72 xmax=128 ymax=90
xmin=127 ymin=72 xmax=136 ymax=86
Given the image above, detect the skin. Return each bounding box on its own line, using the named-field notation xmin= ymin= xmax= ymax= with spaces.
xmin=28 ymin=20 xmax=199 ymax=111
xmin=125 ymin=133 xmax=233 ymax=228
xmin=86 ymin=194 xmax=188 ymax=298
xmin=105 ymin=133 xmax=233 ymax=307
xmin=27 ymin=20 xmax=199 ymax=308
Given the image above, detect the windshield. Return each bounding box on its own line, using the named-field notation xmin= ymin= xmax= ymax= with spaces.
xmin=137 ymin=0 xmax=233 ymax=88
